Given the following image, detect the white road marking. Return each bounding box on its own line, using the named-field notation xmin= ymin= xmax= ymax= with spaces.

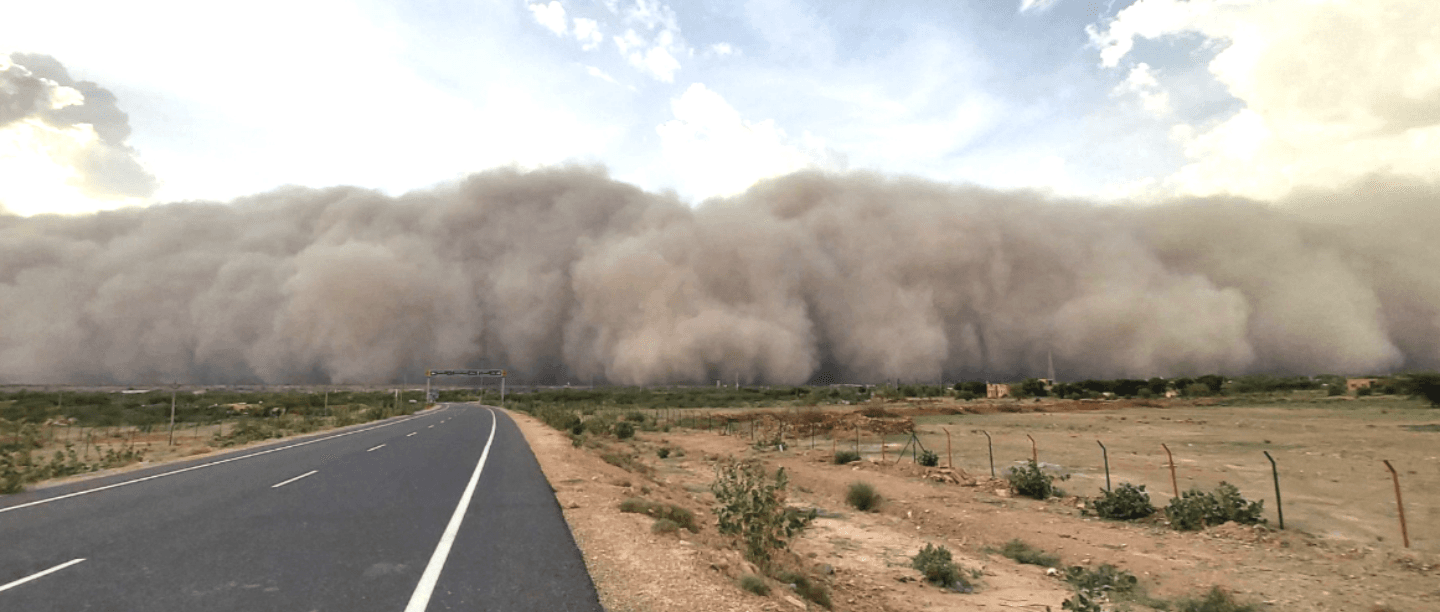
xmin=0 ymin=412 xmax=434 ymax=515
xmin=404 ymin=408 xmax=498 ymax=612
xmin=428 ymin=425 xmax=434 ymax=429
xmin=271 ymin=470 xmax=319 ymax=489
xmin=367 ymin=444 xmax=386 ymax=452
xmin=0 ymin=558 xmax=86 ymax=593
xmin=407 ymin=432 xmax=418 ymax=437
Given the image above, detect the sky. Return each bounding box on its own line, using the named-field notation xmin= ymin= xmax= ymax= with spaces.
xmin=1 ymin=0 xmax=1438 ymax=216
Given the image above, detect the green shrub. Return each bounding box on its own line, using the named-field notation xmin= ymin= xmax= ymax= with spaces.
xmin=651 ymin=518 xmax=680 ymax=534
xmin=771 ymin=570 xmax=833 ymax=608
xmin=1091 ymin=483 xmax=1156 ymax=521
xmin=656 ymin=447 xmax=671 ymax=459
xmin=600 ymin=452 xmax=649 ymax=474
xmin=626 ymin=411 xmax=647 ymax=422
xmin=911 ymin=544 xmax=968 ymax=590
xmin=618 ymin=497 xmax=698 ymax=532
xmin=1165 ymin=482 xmax=1265 ymax=531
xmin=918 ymin=449 xmax=940 ymax=467
xmin=1007 ymin=460 xmax=1064 ymax=499
xmin=1062 ymin=592 xmax=1106 ymax=612
xmin=613 ymin=421 xmax=636 ymax=439
xmin=833 ymin=450 xmax=860 ymax=464
xmin=845 ymin=481 xmax=882 ymax=512
xmin=998 ymin=539 xmax=1060 ymax=567
xmin=1174 ymin=586 xmax=1257 ymax=612
xmin=739 ymin=573 xmax=769 ymax=596
xmin=712 ymin=459 xmax=816 ymax=566
xmin=1064 ymin=564 xmax=1137 ymax=597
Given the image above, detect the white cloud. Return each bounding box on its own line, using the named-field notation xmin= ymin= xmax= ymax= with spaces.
xmin=609 ymin=1 xmax=691 ymax=83
xmin=0 ymin=119 xmax=149 ymax=216
xmin=656 ymin=83 xmax=829 ymax=200
xmin=573 ymin=17 xmax=603 ymax=50
xmin=707 ymin=43 xmax=736 ymax=57
xmin=1089 ymin=0 xmax=1440 ymax=200
xmin=629 ymin=30 xmax=682 ymax=82
xmin=584 ymin=64 xmax=619 ymax=84
xmin=614 ymin=29 xmax=645 ymax=55
xmin=527 ymin=1 xmax=568 ymax=36
xmin=1114 ymin=62 xmax=1171 ymax=115
xmin=1019 ymin=0 xmax=1062 ymax=13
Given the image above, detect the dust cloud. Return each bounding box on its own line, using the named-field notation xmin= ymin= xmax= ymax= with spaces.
xmin=1 ymin=167 xmax=1436 ymax=385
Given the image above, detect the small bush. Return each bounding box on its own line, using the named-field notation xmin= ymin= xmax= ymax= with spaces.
xmin=656 ymin=447 xmax=671 ymax=459
xmin=911 ymin=544 xmax=967 ymax=589
xmin=626 ymin=411 xmax=647 ymax=422
xmin=846 ymin=481 xmax=882 ymax=512
xmin=1064 ymin=564 xmax=1138 ymax=597
xmin=772 ymin=569 xmax=833 ymax=608
xmin=833 ymin=450 xmax=860 ymax=464
xmin=651 ymin=518 xmax=680 ymax=534
xmin=1174 ymin=586 xmax=1258 ymax=612
xmin=1091 ymin=483 xmax=1156 ymax=521
xmin=998 ymin=539 xmax=1060 ymax=567
xmin=618 ymin=497 xmax=698 ymax=532
xmin=739 ymin=573 xmax=769 ymax=596
xmin=1007 ymin=460 xmax=1063 ymax=499
xmin=918 ymin=449 xmax=940 ymax=467
xmin=1061 ymin=592 xmax=1105 ymax=612
xmin=712 ymin=459 xmax=815 ymax=565
xmin=614 ymin=421 xmax=636 ymax=439
xmin=1165 ymin=482 xmax=1265 ymax=531
xmin=601 ymin=452 xmax=650 ymax=474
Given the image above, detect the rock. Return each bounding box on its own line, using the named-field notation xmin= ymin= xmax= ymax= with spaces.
xmin=782 ymin=595 xmax=807 ymax=609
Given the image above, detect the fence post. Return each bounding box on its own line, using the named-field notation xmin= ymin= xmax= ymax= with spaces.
xmin=1162 ymin=443 xmax=1178 ymax=500
xmin=1026 ymin=434 xmax=1037 ymax=463
xmin=1098 ymin=440 xmax=1111 ymax=492
xmin=943 ymin=427 xmax=953 ymax=469
xmin=1263 ymin=451 xmax=1284 ymax=530
xmin=982 ymin=430 xmax=995 ymax=478
xmin=1382 ymin=460 xmax=1410 ymax=548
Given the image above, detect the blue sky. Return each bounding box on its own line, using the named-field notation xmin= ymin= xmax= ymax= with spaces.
xmin=2 ymin=0 xmax=1436 ymax=215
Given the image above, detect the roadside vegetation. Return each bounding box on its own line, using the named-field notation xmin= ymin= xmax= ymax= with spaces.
xmin=0 ymin=387 xmax=445 ymax=493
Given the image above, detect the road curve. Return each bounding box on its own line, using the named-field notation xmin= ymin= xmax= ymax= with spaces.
xmin=0 ymin=404 xmax=602 ymax=611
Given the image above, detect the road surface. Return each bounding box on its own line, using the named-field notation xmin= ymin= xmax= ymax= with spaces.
xmin=0 ymin=404 xmax=602 ymax=611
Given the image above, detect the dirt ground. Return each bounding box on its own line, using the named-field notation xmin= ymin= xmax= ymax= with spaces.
xmin=509 ymin=397 xmax=1440 ymax=612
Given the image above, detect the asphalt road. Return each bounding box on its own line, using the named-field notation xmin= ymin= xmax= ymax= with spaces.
xmin=0 ymin=404 xmax=603 ymax=611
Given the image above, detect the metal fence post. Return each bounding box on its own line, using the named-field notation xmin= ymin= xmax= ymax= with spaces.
xmin=1098 ymin=440 xmax=1111 ymax=492
xmin=1264 ymin=451 xmax=1284 ymax=530
xmin=1383 ymin=460 xmax=1410 ymax=548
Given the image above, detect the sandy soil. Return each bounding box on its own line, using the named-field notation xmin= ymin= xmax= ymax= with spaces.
xmin=509 ymin=398 xmax=1440 ymax=612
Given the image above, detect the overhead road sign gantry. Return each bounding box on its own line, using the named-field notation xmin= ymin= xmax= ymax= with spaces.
xmin=426 ymin=369 xmax=507 ymax=406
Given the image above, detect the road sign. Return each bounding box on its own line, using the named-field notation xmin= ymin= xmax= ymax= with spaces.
xmin=426 ymin=369 xmax=505 ymax=377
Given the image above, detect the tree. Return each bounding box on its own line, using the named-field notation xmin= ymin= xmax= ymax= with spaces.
xmin=1020 ymin=378 xmax=1049 ymax=398
xmin=1399 ymin=373 xmax=1440 ymax=407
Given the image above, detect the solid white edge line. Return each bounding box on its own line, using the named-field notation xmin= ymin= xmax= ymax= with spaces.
xmin=407 ymin=432 xmax=418 ymax=437
xmin=403 ymin=407 xmax=498 ymax=612
xmin=0 ymin=410 xmax=438 ymax=515
xmin=367 ymin=444 xmax=386 ymax=452
xmin=0 ymin=558 xmax=87 ymax=593
xmin=270 ymin=470 xmax=319 ymax=489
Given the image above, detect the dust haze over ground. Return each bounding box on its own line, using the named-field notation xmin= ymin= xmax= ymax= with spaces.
xmin=1 ymin=165 xmax=1438 ymax=386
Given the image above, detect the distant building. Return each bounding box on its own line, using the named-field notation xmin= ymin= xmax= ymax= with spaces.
xmin=987 ymin=383 xmax=1011 ymax=399
xmin=1346 ymin=378 xmax=1379 ymax=392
